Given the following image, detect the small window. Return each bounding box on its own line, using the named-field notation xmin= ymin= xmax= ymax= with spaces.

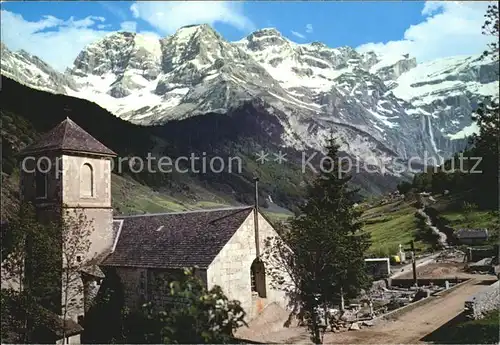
xmin=80 ymin=163 xmax=94 ymax=197
xmin=250 ymin=258 xmax=267 ymax=298
xmin=77 ymin=315 xmax=84 ymax=325
xmin=35 ymin=161 xmax=48 ymax=199
xmin=140 ymin=270 xmax=146 ymax=290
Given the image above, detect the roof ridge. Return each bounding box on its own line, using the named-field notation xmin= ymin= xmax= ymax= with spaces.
xmin=61 ymin=117 xmax=70 ymax=147
xmin=208 ymin=207 xmax=254 ymax=225
xmin=114 ymin=205 xmax=253 ymax=219
xmin=19 ymin=117 xmax=117 ymax=157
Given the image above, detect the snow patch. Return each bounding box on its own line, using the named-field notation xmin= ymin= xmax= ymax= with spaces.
xmin=447 ymin=122 xmax=479 ymax=140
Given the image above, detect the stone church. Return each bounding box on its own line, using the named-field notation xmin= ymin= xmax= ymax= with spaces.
xmin=16 ymin=118 xmax=289 ymax=343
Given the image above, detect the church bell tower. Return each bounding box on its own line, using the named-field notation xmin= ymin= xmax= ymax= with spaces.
xmin=18 ymin=117 xmax=117 ymax=322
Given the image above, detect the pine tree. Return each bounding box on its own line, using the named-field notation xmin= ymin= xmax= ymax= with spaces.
xmin=263 ymin=138 xmax=371 ymax=344
xmin=481 ymin=4 xmax=499 ymax=62
xmin=469 ymin=4 xmax=499 ymax=209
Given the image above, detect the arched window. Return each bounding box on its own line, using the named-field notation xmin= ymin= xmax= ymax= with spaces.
xmin=35 ymin=161 xmax=48 ymax=199
xmin=80 ymin=163 xmax=94 ymax=197
xmin=250 ymin=258 xmax=267 ymax=298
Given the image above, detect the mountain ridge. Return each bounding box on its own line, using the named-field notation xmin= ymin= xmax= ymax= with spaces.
xmin=1 ymin=24 xmax=498 ymax=183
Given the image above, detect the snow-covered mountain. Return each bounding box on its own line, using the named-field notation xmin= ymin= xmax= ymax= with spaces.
xmin=1 ymin=25 xmax=498 ymax=175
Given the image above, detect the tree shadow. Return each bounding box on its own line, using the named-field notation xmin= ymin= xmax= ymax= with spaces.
xmin=474 ymin=278 xmax=497 ymax=286
xmin=421 ymin=312 xmax=468 ymax=344
xmin=422 ymin=310 xmax=500 ymax=344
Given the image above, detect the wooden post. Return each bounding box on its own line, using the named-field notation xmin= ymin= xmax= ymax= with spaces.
xmin=340 ymin=286 xmax=345 ymax=312
xmin=411 ymin=240 xmax=418 ymax=287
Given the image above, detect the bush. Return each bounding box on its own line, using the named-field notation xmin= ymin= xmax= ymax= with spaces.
xmin=450 ymin=311 xmax=499 ymax=344
xmin=122 ymin=268 xmax=246 ymax=344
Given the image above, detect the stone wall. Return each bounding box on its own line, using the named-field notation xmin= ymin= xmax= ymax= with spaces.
xmin=467 ymin=247 xmax=498 ymax=262
xmin=61 ymin=271 xmax=85 ymax=322
xmin=61 ymin=155 xmax=112 ymax=208
xmin=115 ymin=267 xmax=207 ymax=312
xmin=207 ymin=212 xmax=290 ymax=320
xmin=114 ymin=267 xmax=146 ymax=311
xmin=464 ymin=280 xmax=500 ymax=319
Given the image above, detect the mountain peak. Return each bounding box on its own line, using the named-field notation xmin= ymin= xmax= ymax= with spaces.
xmin=170 ymin=24 xmax=222 ymax=43
xmin=91 ymin=31 xmax=136 ymax=46
xmin=251 ymin=27 xmax=282 ymax=36
xmin=2 ymin=25 xmax=497 ymax=176
xmin=239 ymin=27 xmax=290 ymax=52
xmin=68 ymin=30 xmax=161 ymax=79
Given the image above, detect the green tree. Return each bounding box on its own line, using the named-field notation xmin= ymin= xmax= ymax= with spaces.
xmin=481 ymin=4 xmax=499 ymax=61
xmin=469 ymin=4 xmax=499 ymax=209
xmin=263 ymin=138 xmax=371 ymax=344
xmin=461 ymin=201 xmax=478 ymax=223
xmin=58 ymin=207 xmax=93 ymax=342
xmin=430 ymin=170 xmax=449 ymax=195
xmin=396 ymin=181 xmax=412 ymax=195
xmin=1 ymin=202 xmax=60 ymax=342
xmin=1 ymin=203 xmax=96 ymax=343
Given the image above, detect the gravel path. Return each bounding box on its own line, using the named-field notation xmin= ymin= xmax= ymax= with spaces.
xmin=238 ymin=275 xmax=497 ymax=344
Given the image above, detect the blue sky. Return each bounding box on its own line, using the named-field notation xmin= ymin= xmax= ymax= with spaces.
xmin=0 ymin=1 xmax=494 ymax=71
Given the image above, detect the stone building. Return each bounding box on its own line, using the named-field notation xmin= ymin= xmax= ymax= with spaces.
xmin=16 ymin=117 xmax=289 ymax=341
xmin=455 ymin=228 xmax=489 ymax=245
xmin=102 ymin=206 xmax=288 ymax=319
xmin=18 ymin=118 xmax=117 ymax=343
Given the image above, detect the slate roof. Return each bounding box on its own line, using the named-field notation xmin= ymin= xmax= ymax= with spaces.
xmin=102 ymin=206 xmax=254 ymax=269
xmin=19 ymin=117 xmax=116 ymax=157
xmin=80 ymin=264 xmax=106 ymax=279
xmin=38 ymin=306 xmax=84 ymax=338
xmin=456 ymin=228 xmax=489 ymax=239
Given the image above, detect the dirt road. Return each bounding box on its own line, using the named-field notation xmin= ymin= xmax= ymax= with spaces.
xmin=390 ymin=252 xmax=443 ymax=279
xmin=238 ymin=275 xmax=496 ymax=344
xmin=325 ymin=276 xmax=495 ymax=344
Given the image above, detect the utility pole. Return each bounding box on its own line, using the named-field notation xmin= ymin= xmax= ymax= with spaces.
xmin=253 ymin=177 xmax=260 ymax=258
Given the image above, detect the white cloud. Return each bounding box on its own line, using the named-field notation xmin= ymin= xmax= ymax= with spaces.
xmin=291 ymin=30 xmax=306 ymax=39
xmin=129 ymin=1 xmax=254 ymax=34
xmin=357 ymin=2 xmax=493 ymax=62
xmin=1 ymin=10 xmax=112 ymax=71
xmin=130 ymin=3 xmax=140 ymax=18
xmin=291 ymin=24 xmax=313 ymax=40
xmin=97 ymin=23 xmax=112 ymax=29
xmin=120 ymin=21 xmax=137 ymax=32
xmin=99 ymin=2 xmax=129 ymax=21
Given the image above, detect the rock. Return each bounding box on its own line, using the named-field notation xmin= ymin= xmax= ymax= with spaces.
xmin=413 ymin=289 xmax=431 ymax=302
xmin=349 ymin=322 xmax=360 ymax=331
xmin=341 ymin=310 xmax=357 ymax=322
xmin=362 ymin=320 xmax=374 ymax=327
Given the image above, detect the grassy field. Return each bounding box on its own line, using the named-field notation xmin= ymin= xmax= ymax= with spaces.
xmin=360 ymin=192 xmax=499 ymax=256
xmin=111 ymin=173 xmax=235 ymax=215
xmin=263 ymin=211 xmax=292 ymax=224
xmin=440 ymin=210 xmax=497 ymax=230
xmin=360 ymin=199 xmax=429 ymax=256
xmin=425 ymin=192 xmax=499 ymax=244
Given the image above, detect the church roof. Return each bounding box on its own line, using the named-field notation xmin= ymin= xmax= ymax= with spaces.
xmin=102 ymin=206 xmax=254 ymax=269
xmin=19 ymin=117 xmax=116 ymax=156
